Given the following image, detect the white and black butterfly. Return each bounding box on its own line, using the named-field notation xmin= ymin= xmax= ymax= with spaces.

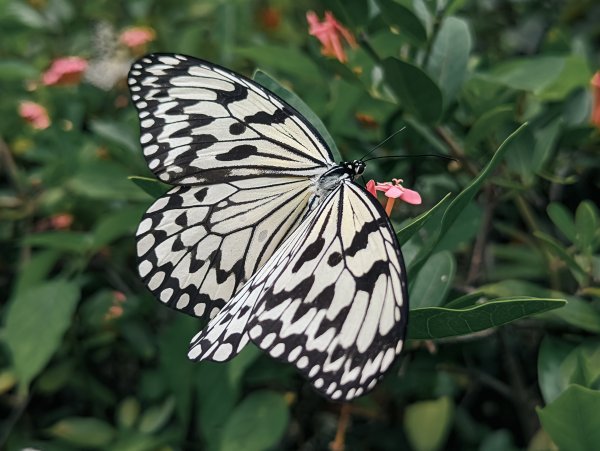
xmin=129 ymin=53 xmax=408 ymax=401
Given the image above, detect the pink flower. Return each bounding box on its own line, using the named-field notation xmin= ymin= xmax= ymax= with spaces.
xmin=306 ymin=11 xmax=357 ymax=63
xmin=366 ymin=178 xmax=422 ymax=216
xmin=42 ymin=57 xmax=88 ymax=86
xmin=592 ymin=71 xmax=600 ymax=128
xmin=50 ymin=213 xmax=74 ymax=230
xmin=120 ymin=27 xmax=155 ymax=48
xmin=19 ymin=101 xmax=50 ymax=129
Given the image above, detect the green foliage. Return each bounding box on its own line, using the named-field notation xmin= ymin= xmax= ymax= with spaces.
xmin=1 ymin=0 xmax=599 ymax=449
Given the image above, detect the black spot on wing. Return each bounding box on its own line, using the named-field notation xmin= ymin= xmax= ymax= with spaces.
xmin=345 ymin=219 xmax=382 ymax=257
xmin=327 ymin=252 xmax=342 ymax=267
xmin=229 ymin=122 xmax=246 ymax=135
xmin=292 ymin=236 xmax=325 ymax=273
xmin=215 ymin=144 xmax=256 ymax=161
xmin=245 ymin=108 xmax=288 ymax=125
xmin=216 ymin=83 xmax=248 ymax=105
xmin=194 ymin=187 xmax=208 ymax=202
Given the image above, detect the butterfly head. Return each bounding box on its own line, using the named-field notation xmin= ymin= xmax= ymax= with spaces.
xmin=341 ymin=160 xmax=366 ymax=178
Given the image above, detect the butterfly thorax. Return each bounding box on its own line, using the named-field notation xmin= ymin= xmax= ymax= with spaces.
xmin=309 ymin=160 xmax=365 ymax=210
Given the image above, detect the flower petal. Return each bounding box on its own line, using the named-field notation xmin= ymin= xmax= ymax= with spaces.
xmin=399 ymin=188 xmax=422 ymax=205
xmin=365 ymin=180 xmax=377 ymax=197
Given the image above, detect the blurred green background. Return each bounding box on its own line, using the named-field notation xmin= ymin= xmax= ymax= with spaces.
xmin=1 ymin=0 xmax=600 ymax=450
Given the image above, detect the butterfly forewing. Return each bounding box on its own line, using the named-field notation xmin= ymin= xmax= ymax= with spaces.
xmin=188 ymin=181 xmax=408 ymax=400
xmin=128 ymin=54 xmax=334 ymax=185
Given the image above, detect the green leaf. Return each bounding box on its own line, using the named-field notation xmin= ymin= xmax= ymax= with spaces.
xmin=396 ymin=193 xmax=452 ymax=244
xmin=0 ymin=60 xmax=38 ymax=80
xmin=537 ymin=55 xmax=592 ymax=100
xmin=90 ymin=119 xmax=138 ymax=153
xmin=465 ymin=105 xmax=514 ymax=152
xmin=477 ymin=279 xmax=600 ymax=333
xmin=426 ymin=17 xmax=472 ymax=107
xmin=236 ymin=45 xmax=321 ymax=83
xmin=47 ymin=417 xmax=115 ymax=448
xmin=537 ymin=385 xmax=600 ymax=451
xmin=547 ymin=202 xmax=576 ymax=243
xmin=24 ymin=231 xmax=93 ymax=254
xmin=407 ymin=297 xmax=566 ymax=340
xmin=68 ymin=162 xmax=150 ymax=201
xmin=537 ymin=336 xmax=578 ymax=404
xmin=382 ymin=57 xmax=443 ymax=124
xmin=254 ymin=70 xmax=342 ymax=161
xmin=505 ymin=125 xmax=537 ymax=186
xmin=409 ymin=251 xmax=455 ymax=309
xmin=92 ymin=206 xmax=146 ymax=248
xmin=409 ymin=123 xmax=529 ymax=277
xmin=483 ymin=56 xmax=565 ymax=93
xmin=574 ymin=200 xmax=598 ymax=254
xmin=404 ymin=397 xmax=454 ymax=451
xmin=534 ymin=231 xmax=588 ymax=282
xmin=116 ymin=397 xmax=141 ymax=430
xmin=4 ymin=280 xmax=80 ymax=392
xmin=219 ymin=391 xmax=289 ymax=451
xmin=532 ymin=118 xmax=562 ymax=172
xmin=375 ymin=0 xmax=427 ymax=45
xmin=138 ymin=397 xmax=175 ymax=434
xmin=11 ymin=249 xmax=61 ymax=296
xmin=128 ymin=176 xmax=171 ymax=199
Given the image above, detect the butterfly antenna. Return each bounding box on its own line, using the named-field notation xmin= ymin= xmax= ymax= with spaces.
xmin=364 ymin=154 xmax=457 ymax=163
xmin=359 ymin=127 xmax=406 ymax=161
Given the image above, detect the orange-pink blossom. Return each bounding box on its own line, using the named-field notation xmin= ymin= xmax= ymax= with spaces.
xmin=366 ymin=178 xmax=422 ymax=216
xmin=19 ymin=101 xmax=50 ymax=129
xmin=42 ymin=57 xmax=88 ymax=86
xmin=120 ymin=27 xmax=156 ymax=48
xmin=592 ymin=71 xmax=600 ymax=128
xmin=306 ymin=11 xmax=357 ymax=63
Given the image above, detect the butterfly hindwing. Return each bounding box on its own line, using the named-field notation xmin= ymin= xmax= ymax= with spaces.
xmin=128 ymin=53 xmax=333 ymax=185
xmin=188 ymin=181 xmax=408 ymax=400
xmin=136 ymin=177 xmax=317 ymax=319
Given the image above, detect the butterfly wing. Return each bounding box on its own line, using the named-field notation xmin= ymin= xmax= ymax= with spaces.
xmin=189 ymin=181 xmax=408 ymax=400
xmin=128 ymin=53 xmax=333 ymax=185
xmin=129 ymin=53 xmax=337 ymax=318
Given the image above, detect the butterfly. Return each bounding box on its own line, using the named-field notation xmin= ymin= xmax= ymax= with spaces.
xmin=128 ymin=53 xmax=408 ymax=401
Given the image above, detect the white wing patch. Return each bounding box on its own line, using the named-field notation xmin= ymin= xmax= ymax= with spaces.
xmin=128 ymin=54 xmax=334 ymax=185
xmin=188 ymin=182 xmax=408 ymax=400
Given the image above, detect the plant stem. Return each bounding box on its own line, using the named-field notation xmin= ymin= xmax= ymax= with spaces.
xmin=330 ymin=403 xmax=352 ymax=451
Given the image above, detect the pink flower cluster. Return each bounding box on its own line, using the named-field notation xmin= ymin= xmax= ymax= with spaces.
xmin=306 ymin=11 xmax=357 ymax=63
xmin=42 ymin=56 xmax=88 ymax=86
xmin=19 ymin=101 xmax=50 ymax=130
xmin=120 ymin=27 xmax=155 ymax=48
xmin=366 ymin=179 xmax=422 ymax=216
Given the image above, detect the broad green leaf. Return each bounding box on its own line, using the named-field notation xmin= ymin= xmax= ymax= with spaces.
xmin=547 ymin=202 xmax=576 ymax=243
xmin=92 ymin=206 xmax=146 ymax=248
xmin=375 ymin=0 xmax=427 ymax=45
xmin=574 ymin=200 xmax=598 ymax=254
xmin=404 ymin=397 xmax=454 ymax=451
xmin=47 ymin=417 xmax=115 ymax=448
xmin=254 ymin=70 xmax=341 ymax=161
xmin=465 ymin=105 xmax=514 ymax=152
xmin=532 ymin=118 xmax=562 ymax=172
xmin=90 ymin=119 xmax=138 ymax=153
xmin=219 ymin=391 xmax=289 ymax=451
xmin=24 ymin=231 xmax=93 ymax=253
xmin=128 ymin=176 xmax=171 ymax=199
xmin=407 ymin=297 xmax=566 ymax=340
xmin=537 ymin=336 xmax=578 ymax=404
xmin=537 ymin=385 xmax=600 ymax=451
xmin=409 ymin=123 xmax=528 ymax=277
xmin=409 ymin=251 xmax=455 ymax=309
xmin=236 ymin=45 xmax=321 ymax=83
xmin=382 ymin=57 xmax=443 ymax=124
xmin=116 ymin=397 xmax=141 ymax=429
xmin=396 ymin=193 xmax=452 ymax=244
xmin=11 ymin=249 xmax=61 ymax=296
xmin=426 ymin=17 xmax=472 ymax=107
xmin=138 ymin=397 xmax=175 ymax=434
xmin=534 ymin=231 xmax=588 ymax=283
xmin=505 ymin=125 xmax=536 ymax=186
xmin=483 ymin=56 xmax=565 ymax=93
xmin=479 ymin=279 xmax=600 ymax=333
xmin=0 ymin=60 xmax=38 ymax=80
xmin=68 ymin=163 xmax=150 ymax=201
xmin=4 ymin=280 xmax=80 ymax=392
xmin=227 ymin=345 xmax=261 ymax=387
xmin=537 ymin=55 xmax=592 ymax=100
